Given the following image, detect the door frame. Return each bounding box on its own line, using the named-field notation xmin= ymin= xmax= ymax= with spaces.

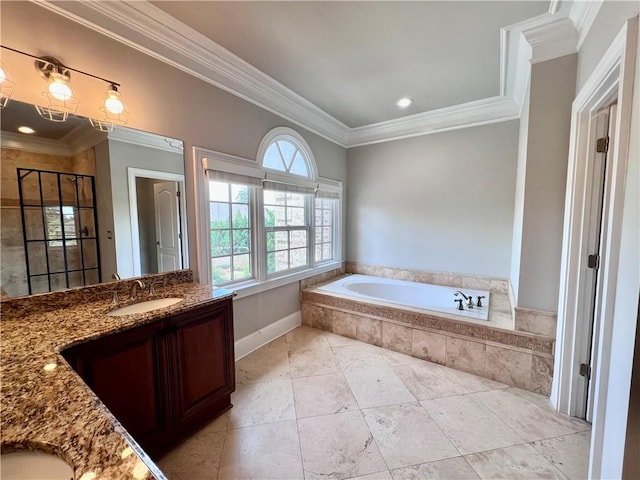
xmin=127 ymin=167 xmax=188 ymax=277
xmin=552 ymin=16 xmax=637 ymax=478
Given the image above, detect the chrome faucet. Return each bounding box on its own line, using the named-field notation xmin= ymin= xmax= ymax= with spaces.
xmin=454 ymin=291 xmax=474 ymax=309
xmin=130 ymin=280 xmax=145 ymax=300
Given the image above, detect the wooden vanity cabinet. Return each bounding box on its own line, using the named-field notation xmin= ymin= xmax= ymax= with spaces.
xmin=63 ymin=298 xmax=235 ymax=455
xmin=65 ymin=321 xmax=171 ymax=453
xmin=167 ymin=301 xmax=235 ymax=437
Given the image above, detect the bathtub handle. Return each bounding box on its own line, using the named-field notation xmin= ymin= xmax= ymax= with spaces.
xmin=454 ymin=299 xmax=464 ymax=311
xmin=476 ymin=296 xmax=486 ymax=307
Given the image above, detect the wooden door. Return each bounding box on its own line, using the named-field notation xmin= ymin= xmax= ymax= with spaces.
xmin=167 ymin=301 xmax=235 ymax=435
xmin=69 ymin=322 xmax=170 ymax=453
xmin=153 ymin=182 xmax=182 ymax=273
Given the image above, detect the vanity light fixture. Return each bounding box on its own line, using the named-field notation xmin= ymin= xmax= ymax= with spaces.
xmin=0 ymin=45 xmax=129 ymax=129
xmin=396 ymin=97 xmax=413 ymax=108
xmin=0 ymin=61 xmax=15 ymax=108
xmin=17 ymin=126 xmax=35 ymax=134
xmin=43 ymin=362 xmax=57 ymax=372
xmin=35 ymin=56 xmax=80 ymax=114
xmin=100 ymin=83 xmax=129 ymax=126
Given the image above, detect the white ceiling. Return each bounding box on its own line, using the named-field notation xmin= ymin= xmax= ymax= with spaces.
xmin=153 ymin=1 xmax=549 ymax=128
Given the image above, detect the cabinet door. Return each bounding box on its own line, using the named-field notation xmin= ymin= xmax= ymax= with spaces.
xmin=168 ymin=301 xmax=235 ymax=433
xmin=70 ymin=323 xmax=170 ymax=453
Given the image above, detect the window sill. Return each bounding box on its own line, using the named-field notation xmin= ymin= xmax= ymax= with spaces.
xmin=219 ymin=261 xmax=343 ymax=300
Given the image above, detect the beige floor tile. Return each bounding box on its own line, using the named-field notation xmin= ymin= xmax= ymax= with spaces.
xmin=474 ymin=389 xmax=590 ymax=442
xmin=289 ymin=345 xmax=341 ymax=377
xmin=421 ymin=394 xmax=524 ymax=454
xmin=292 ymin=372 xmax=359 ymax=418
xmin=286 ymin=325 xmax=331 ymax=352
xmin=347 ymin=470 xmax=393 ymax=480
xmin=465 ymin=443 xmax=567 ymax=479
xmin=218 ymin=420 xmax=303 ymax=480
xmin=393 ymin=362 xmax=479 ymax=400
xmin=298 ymin=411 xmax=387 ymax=479
xmin=391 ymin=457 xmax=480 ymax=480
xmin=236 ymin=337 xmax=290 ymax=385
xmin=228 ymin=379 xmax=295 ymax=428
xmin=344 ymin=366 xmax=416 ymax=409
xmin=157 ymin=426 xmax=225 ymax=480
xmin=333 ymin=344 xmax=389 ymax=372
xmin=362 ymin=402 xmax=459 ymax=469
xmin=508 ymin=386 xmax=554 ymax=409
xmin=532 ymin=431 xmax=591 ymax=480
xmin=376 ymin=347 xmax=425 ymax=367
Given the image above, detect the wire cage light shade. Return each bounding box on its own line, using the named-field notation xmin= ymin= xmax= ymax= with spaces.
xmin=34 ymin=105 xmax=68 ymax=123
xmin=36 ymin=57 xmax=79 ymax=114
xmin=0 ymin=62 xmax=15 ymax=108
xmin=89 ymin=118 xmax=115 ymax=133
xmin=99 ymin=84 xmax=129 ymax=126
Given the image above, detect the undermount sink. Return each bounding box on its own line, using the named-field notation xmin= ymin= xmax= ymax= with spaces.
xmin=1 ymin=451 xmax=74 ymax=480
xmin=107 ymin=297 xmax=184 ymax=316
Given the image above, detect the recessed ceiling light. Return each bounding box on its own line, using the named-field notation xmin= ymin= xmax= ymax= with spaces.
xmin=396 ymin=97 xmax=413 ymax=108
xmin=18 ymin=126 xmax=35 ymax=134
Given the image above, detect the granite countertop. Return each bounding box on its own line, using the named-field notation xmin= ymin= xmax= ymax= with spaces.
xmin=0 ymin=276 xmax=234 ymax=480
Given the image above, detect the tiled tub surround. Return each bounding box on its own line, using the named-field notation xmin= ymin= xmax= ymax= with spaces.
xmin=302 ymin=284 xmax=555 ymax=395
xmin=0 ymin=271 xmax=233 ymax=480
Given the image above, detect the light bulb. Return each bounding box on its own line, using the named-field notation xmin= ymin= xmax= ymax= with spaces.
xmin=0 ymin=66 xmax=6 ymax=85
xmin=104 ymin=87 xmax=124 ymax=114
xmin=48 ymin=72 xmax=73 ymax=101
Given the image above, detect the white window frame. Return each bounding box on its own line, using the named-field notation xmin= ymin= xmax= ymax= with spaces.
xmin=195 ymin=143 xmax=343 ymax=299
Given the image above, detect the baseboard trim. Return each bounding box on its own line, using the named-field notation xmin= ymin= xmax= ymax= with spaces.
xmin=234 ymin=311 xmax=301 ymax=360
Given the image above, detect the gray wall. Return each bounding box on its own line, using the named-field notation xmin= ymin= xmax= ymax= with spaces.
xmin=346 ymin=121 xmax=519 ymax=279
xmin=577 ymin=2 xmax=640 ymax=90
xmin=1 ymin=1 xmax=347 ymax=338
xmin=512 ymin=54 xmax=578 ymax=312
xmin=107 ymin=140 xmax=183 ymax=279
xmin=135 ymin=177 xmax=160 ymax=275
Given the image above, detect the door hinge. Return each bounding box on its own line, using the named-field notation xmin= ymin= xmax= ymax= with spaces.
xmin=579 ymin=363 xmax=591 ymax=379
xmin=596 ymin=136 xmax=609 ymax=153
xmin=587 ymin=254 xmax=600 ymax=269
xmin=176 ymin=190 xmax=181 ymax=198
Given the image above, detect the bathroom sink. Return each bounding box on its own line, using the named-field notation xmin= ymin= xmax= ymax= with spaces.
xmin=1 ymin=451 xmax=74 ymax=480
xmin=107 ymin=297 xmax=184 ymax=316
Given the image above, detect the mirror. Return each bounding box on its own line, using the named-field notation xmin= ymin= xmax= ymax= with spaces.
xmin=0 ymin=99 xmax=188 ymax=298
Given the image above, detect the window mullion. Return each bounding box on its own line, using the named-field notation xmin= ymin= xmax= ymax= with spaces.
xmin=254 ymin=185 xmax=266 ymax=282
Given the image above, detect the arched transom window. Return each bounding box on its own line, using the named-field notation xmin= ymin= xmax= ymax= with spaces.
xmin=257 ymin=127 xmax=317 ymax=180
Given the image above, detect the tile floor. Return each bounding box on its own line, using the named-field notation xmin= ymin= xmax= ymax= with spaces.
xmin=157 ymin=326 xmax=591 ymax=480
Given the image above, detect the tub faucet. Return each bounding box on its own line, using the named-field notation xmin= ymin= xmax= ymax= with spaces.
xmin=454 ymin=291 xmax=474 ymax=309
xmin=130 ymin=280 xmax=145 ymax=300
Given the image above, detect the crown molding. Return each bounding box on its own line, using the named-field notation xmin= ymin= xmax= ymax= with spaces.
xmin=108 ymin=127 xmax=184 ymax=154
xmin=1 ymin=131 xmax=72 ymax=156
xmin=35 ymin=0 xmax=350 ymax=147
xmin=61 ymin=123 xmax=107 ymax=155
xmin=346 ymin=96 xmax=520 ymax=147
xmin=523 ymin=17 xmax=579 ymax=64
xmin=570 ymin=0 xmax=604 ymax=50
xmin=32 ymin=1 xmax=588 ymax=148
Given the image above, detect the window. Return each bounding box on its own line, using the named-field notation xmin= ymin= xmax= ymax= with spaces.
xmin=315 ymin=197 xmax=336 ymax=263
xmin=200 ymin=127 xmax=341 ymax=290
xmin=45 ymin=206 xmax=78 ymax=247
xmin=209 ymin=181 xmax=252 ymax=285
xmin=264 ymin=190 xmax=310 ymax=274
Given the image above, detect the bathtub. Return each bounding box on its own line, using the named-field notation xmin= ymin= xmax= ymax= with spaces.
xmin=316 ymin=274 xmax=491 ymax=321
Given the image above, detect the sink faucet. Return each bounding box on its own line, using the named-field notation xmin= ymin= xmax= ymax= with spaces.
xmin=130 ymin=280 xmax=145 ymax=300
xmin=454 ymin=291 xmax=474 ymax=309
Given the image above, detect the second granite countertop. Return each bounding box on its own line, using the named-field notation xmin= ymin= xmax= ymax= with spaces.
xmin=1 ymin=276 xmax=234 ymax=480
